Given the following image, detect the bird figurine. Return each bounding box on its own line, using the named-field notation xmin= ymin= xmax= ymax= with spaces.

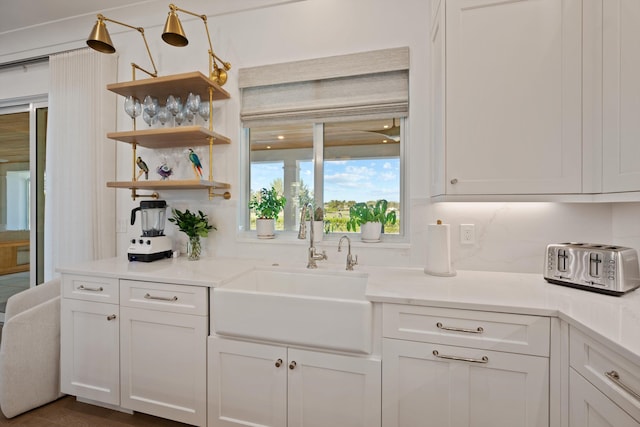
xmin=136 ymin=156 xmax=149 ymax=180
xmin=188 ymin=148 xmax=203 ymax=178
xmin=156 ymin=162 xmax=173 ymax=180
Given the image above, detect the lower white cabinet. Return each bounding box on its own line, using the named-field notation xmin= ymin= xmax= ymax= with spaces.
xmin=570 ymin=369 xmax=640 ymax=427
xmin=208 ymin=336 xmax=381 ymax=427
xmin=60 ymin=298 xmax=120 ymax=405
xmin=61 ymin=276 xmax=208 ymax=426
xmin=382 ymin=338 xmax=549 ymax=427
xmin=120 ymin=306 xmax=207 ymax=426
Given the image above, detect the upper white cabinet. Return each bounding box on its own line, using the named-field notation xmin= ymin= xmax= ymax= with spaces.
xmin=599 ymin=0 xmax=640 ymax=193
xmin=431 ymin=0 xmax=582 ymax=197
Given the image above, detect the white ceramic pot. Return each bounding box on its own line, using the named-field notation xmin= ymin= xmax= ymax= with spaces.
xmin=307 ymin=220 xmax=324 ymax=241
xmin=360 ymin=221 xmax=382 ymax=242
xmin=256 ymin=218 xmax=275 ymax=239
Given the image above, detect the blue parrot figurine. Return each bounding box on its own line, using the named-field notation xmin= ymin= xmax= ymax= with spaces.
xmin=136 ymin=156 xmax=149 ymax=180
xmin=188 ymin=148 xmax=203 ymax=178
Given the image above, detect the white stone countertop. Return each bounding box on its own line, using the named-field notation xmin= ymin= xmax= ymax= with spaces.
xmin=58 ymin=256 xmax=640 ymax=366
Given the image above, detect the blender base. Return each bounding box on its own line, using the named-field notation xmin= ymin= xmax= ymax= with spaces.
xmin=128 ymin=250 xmax=173 ymax=262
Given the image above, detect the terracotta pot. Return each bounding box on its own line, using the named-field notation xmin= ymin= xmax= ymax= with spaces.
xmin=256 ymin=218 xmax=275 ymax=239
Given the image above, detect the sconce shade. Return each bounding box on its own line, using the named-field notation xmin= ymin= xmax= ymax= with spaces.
xmin=87 ymin=19 xmax=116 ymax=53
xmin=162 ymin=11 xmax=188 ymax=47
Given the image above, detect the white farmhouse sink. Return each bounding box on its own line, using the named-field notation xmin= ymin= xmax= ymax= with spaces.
xmin=212 ymin=267 xmax=372 ymax=354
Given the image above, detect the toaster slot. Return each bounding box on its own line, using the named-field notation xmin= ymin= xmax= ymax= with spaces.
xmin=589 ymin=252 xmax=603 ymax=278
xmin=557 ymin=249 xmax=569 ymax=272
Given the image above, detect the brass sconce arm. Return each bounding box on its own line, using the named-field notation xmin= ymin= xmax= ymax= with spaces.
xmin=87 ymin=14 xmax=158 ymax=79
xmin=162 ymin=4 xmax=231 ymax=85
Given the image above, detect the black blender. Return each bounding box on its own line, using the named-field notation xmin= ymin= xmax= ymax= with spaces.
xmin=128 ymin=200 xmax=173 ymax=262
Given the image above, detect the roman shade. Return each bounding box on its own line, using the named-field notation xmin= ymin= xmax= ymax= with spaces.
xmin=239 ymin=47 xmax=409 ymax=127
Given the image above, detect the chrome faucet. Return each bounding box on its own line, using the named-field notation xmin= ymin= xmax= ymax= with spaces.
xmin=338 ymin=235 xmax=358 ymax=271
xmin=298 ymin=203 xmax=327 ymax=268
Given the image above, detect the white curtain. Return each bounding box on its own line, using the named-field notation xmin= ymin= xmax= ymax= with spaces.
xmin=44 ymin=49 xmax=117 ymax=279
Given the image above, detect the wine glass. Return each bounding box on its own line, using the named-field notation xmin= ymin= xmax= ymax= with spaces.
xmin=183 ymin=104 xmax=195 ymax=124
xmin=142 ymin=110 xmax=156 ymax=127
xmin=143 ymin=95 xmax=159 ymax=125
xmin=186 ymin=92 xmax=201 ymax=115
xmin=157 ymin=106 xmax=171 ymax=126
xmin=124 ymin=96 xmax=142 ymax=120
xmin=166 ymin=95 xmax=182 ymax=118
xmin=198 ymin=102 xmax=210 ymax=124
xmin=174 ymin=108 xmax=186 ymax=126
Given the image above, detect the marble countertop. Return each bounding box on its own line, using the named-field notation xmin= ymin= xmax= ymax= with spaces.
xmin=59 ymin=256 xmax=640 ymax=365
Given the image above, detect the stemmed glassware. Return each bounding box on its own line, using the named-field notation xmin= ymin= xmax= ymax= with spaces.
xmin=143 ymin=96 xmax=159 ymax=127
xmin=124 ymin=96 xmax=142 ymax=126
xmin=198 ymin=102 xmax=210 ymax=125
xmin=157 ymin=106 xmax=171 ymax=126
xmin=186 ymin=93 xmax=201 ymax=116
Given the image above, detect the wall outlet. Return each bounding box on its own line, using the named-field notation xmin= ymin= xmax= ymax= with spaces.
xmin=460 ymin=224 xmax=475 ymax=245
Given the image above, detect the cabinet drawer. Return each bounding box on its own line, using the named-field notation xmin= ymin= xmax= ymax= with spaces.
xmin=120 ymin=280 xmax=208 ymax=316
xmin=63 ymin=274 xmax=119 ymax=304
xmin=383 ymin=304 xmax=550 ymax=356
xmin=570 ymin=327 xmax=640 ymax=421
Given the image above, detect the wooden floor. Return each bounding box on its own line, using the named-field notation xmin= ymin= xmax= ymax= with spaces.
xmin=0 ymin=396 xmax=193 ymax=426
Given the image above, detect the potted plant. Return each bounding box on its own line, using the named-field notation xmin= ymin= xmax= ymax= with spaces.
xmin=168 ymin=208 xmax=215 ymax=260
xmin=249 ymin=187 xmax=287 ymax=238
xmin=346 ymin=199 xmax=397 ymax=242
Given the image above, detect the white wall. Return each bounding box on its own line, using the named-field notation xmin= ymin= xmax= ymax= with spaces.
xmin=2 ymin=0 xmax=637 ymax=274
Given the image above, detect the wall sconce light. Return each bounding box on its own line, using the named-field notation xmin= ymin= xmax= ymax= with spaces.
xmin=87 ymin=14 xmax=158 ymax=79
xmin=161 ymin=4 xmax=231 ymax=86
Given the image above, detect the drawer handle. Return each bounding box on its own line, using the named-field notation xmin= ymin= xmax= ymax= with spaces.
xmin=436 ymin=322 xmax=484 ymax=334
xmin=144 ymin=293 xmax=178 ymax=302
xmin=606 ymin=370 xmax=640 ymax=402
xmin=78 ymin=285 xmax=103 ymax=292
xmin=275 ymin=358 xmax=283 ymax=368
xmin=107 ymin=314 xmax=116 ymax=321
xmin=432 ymin=350 xmax=488 ymax=364
xmin=289 ymin=361 xmax=297 ymax=370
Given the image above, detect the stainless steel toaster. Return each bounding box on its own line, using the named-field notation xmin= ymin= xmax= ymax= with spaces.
xmin=544 ymin=243 xmax=640 ymax=296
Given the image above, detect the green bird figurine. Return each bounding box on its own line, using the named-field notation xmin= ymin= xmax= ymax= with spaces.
xmin=188 ymin=148 xmax=203 ymax=178
xmin=136 ymin=156 xmax=149 ymax=180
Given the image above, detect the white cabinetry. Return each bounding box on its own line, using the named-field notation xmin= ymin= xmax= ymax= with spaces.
xmin=598 ymin=0 xmax=640 ymax=193
xmin=382 ymin=304 xmax=550 ymax=427
xmin=60 ymin=275 xmax=120 ymax=405
xmin=431 ymin=0 xmax=582 ymax=197
xmin=569 ymin=327 xmax=640 ymax=426
xmin=60 ymin=275 xmax=208 ymax=426
xmin=209 ymin=336 xmax=381 ymax=427
xmin=119 ymin=280 xmax=208 ymax=426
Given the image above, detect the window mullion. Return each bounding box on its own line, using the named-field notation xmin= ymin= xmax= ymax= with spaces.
xmin=312 ymin=123 xmax=324 ymax=210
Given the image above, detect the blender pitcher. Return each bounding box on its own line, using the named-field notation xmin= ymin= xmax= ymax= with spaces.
xmin=130 ymin=200 xmax=167 ymax=237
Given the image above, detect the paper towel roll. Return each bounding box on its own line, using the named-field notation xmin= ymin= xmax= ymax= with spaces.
xmin=424 ymin=220 xmax=456 ymax=277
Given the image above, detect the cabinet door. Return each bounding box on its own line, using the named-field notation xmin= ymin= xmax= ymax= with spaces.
xmin=382 ymin=339 xmax=548 ymax=427
xmin=119 ymin=307 xmax=207 ymax=426
xmin=60 ymin=298 xmax=119 ymax=405
xmin=601 ymin=0 xmax=640 ymax=192
xmin=208 ymin=337 xmax=287 ymax=427
xmin=287 ymin=348 xmax=381 ymax=427
xmin=443 ymin=0 xmax=582 ymax=195
xmin=570 ymin=369 xmax=640 ymax=427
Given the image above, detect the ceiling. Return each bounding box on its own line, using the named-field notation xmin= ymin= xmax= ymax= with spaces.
xmin=0 ymin=0 xmax=146 ymax=34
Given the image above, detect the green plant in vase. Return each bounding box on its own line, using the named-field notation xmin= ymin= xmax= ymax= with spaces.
xmin=168 ymin=208 xmax=215 ymax=260
xmin=346 ymin=199 xmax=396 ymax=241
xmin=249 ymin=187 xmax=286 ymax=238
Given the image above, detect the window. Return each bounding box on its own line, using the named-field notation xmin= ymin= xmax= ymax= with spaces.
xmin=240 ymin=47 xmax=409 ymax=239
xmin=247 ymin=117 xmax=403 ymax=238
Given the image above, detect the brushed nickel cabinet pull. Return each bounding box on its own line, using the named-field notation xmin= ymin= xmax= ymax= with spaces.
xmin=79 ymin=285 xmax=103 ymax=292
xmin=144 ymin=293 xmax=178 ymax=302
xmin=107 ymin=314 xmax=116 ymax=321
xmin=289 ymin=361 xmax=297 ymax=370
xmin=275 ymin=359 xmax=283 ymax=368
xmin=432 ymin=350 xmax=488 ymax=364
xmin=606 ymin=370 xmax=640 ymax=402
xmin=436 ymin=322 xmax=484 ymax=334
xmin=450 ymin=178 xmax=458 ymax=184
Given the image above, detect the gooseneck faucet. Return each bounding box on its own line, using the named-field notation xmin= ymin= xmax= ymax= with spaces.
xmin=298 ymin=203 xmax=327 ymax=268
xmin=338 ymin=235 xmax=358 ymax=271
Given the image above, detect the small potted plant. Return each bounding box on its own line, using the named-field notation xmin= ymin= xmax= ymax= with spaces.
xmin=346 ymin=199 xmax=397 ymax=242
xmin=249 ymin=187 xmax=287 ymax=238
xmin=168 ymin=208 xmax=215 ymax=260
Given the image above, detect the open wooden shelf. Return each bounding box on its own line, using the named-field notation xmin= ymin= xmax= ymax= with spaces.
xmin=107 ymin=179 xmax=231 ymax=190
xmin=107 ymin=126 xmax=231 ymax=148
xmin=107 ymin=71 xmax=230 ymax=101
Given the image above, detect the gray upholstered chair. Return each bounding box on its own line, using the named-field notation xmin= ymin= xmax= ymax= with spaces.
xmin=0 ymin=278 xmax=64 ymax=418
